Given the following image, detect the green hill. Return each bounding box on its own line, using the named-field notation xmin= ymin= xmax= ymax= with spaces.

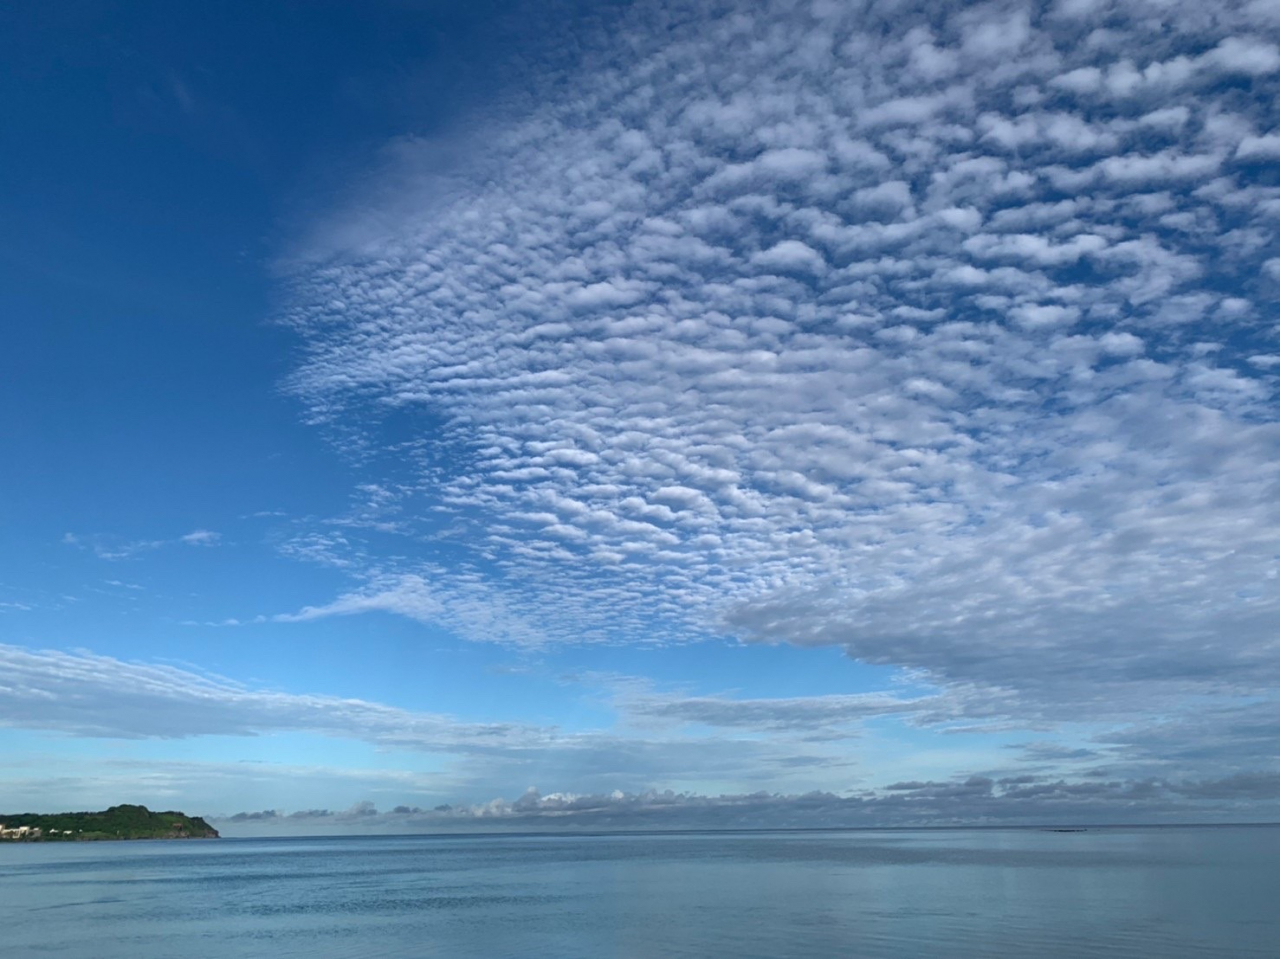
xmin=0 ymin=804 xmax=219 ymax=841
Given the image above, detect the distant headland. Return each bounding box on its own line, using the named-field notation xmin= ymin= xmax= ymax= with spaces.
xmin=0 ymin=804 xmax=219 ymax=841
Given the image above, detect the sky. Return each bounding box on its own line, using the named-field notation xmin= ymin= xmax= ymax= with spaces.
xmin=2 ymin=0 xmax=1278 ymax=834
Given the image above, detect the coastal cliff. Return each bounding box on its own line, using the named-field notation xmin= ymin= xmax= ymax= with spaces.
xmin=0 ymin=804 xmax=219 ymax=840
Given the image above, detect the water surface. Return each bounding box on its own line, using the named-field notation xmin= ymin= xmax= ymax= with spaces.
xmin=2 ymin=826 xmax=1277 ymax=957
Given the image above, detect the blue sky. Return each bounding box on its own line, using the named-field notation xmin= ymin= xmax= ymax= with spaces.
xmin=3 ymin=0 xmax=1279 ymax=833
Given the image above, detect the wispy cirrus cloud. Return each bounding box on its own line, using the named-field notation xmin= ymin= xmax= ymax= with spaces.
xmin=179 ymin=529 xmax=221 ymax=546
xmin=63 ymin=528 xmax=222 ymax=560
xmin=0 ymin=645 xmax=876 ymax=798
xmin=0 ymin=642 xmax=544 ymax=750
xmin=5 ymin=642 xmax=1277 ymax=821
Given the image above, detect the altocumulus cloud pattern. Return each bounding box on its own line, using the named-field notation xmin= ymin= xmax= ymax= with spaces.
xmin=271 ymin=0 xmax=1279 ymax=808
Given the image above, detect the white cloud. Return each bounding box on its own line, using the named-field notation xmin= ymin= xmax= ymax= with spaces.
xmin=1236 ymin=133 xmax=1280 ymax=160
xmin=218 ymin=774 xmax=1280 ymax=833
xmin=62 ymin=528 xmax=222 ymax=559
xmin=751 ymin=240 xmax=827 ymax=275
xmin=0 ymin=642 xmax=528 ymax=749
xmin=273 ymin=0 xmax=1280 ymax=775
xmin=0 ymin=645 xmax=883 ymax=799
xmin=6 ymin=643 xmax=1277 ymax=820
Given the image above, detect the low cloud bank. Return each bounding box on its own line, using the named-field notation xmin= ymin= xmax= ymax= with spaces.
xmin=219 ymin=774 xmax=1280 ymax=834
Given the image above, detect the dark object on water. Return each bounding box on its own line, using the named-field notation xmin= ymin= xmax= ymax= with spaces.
xmin=1045 ymin=828 xmax=1088 ymax=833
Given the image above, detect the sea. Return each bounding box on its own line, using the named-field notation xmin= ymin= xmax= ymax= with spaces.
xmin=1 ymin=826 xmax=1277 ymax=957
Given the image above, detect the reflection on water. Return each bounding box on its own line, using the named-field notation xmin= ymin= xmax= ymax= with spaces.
xmin=2 ymin=826 xmax=1277 ymax=957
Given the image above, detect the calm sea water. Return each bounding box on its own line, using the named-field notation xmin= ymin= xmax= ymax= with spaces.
xmin=1 ymin=826 xmax=1277 ymax=957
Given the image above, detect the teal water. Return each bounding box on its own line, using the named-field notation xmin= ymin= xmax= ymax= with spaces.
xmin=1 ymin=826 xmax=1277 ymax=957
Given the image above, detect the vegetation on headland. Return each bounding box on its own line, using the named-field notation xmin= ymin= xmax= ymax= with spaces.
xmin=0 ymin=804 xmax=219 ymax=841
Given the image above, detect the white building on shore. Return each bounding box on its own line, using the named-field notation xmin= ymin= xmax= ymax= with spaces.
xmin=0 ymin=823 xmax=43 ymax=839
